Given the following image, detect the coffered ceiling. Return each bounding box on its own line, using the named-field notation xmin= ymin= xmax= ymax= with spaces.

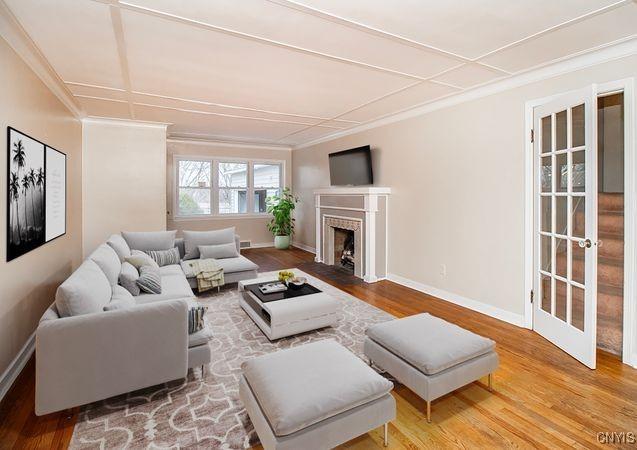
xmin=3 ymin=0 xmax=637 ymax=147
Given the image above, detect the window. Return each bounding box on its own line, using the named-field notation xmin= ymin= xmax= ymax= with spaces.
xmin=175 ymin=157 xmax=283 ymax=217
xmin=253 ymin=163 xmax=281 ymax=213
xmin=218 ymin=162 xmax=248 ymax=214
xmin=177 ymin=160 xmax=211 ymax=215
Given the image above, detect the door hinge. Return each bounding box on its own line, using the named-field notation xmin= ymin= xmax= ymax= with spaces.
xmin=530 ymin=129 xmax=535 ymax=143
xmin=530 ymin=289 xmax=534 ymax=304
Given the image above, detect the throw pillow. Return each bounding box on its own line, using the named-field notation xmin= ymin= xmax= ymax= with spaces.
xmin=183 ymin=227 xmax=235 ymax=260
xmin=147 ymin=247 xmax=181 ymax=267
xmin=189 ymin=306 xmax=208 ymax=334
xmin=119 ymin=261 xmax=141 ymax=296
xmin=137 ymin=265 xmax=162 ymax=294
xmin=199 ymin=242 xmax=238 ymax=259
xmin=106 ymin=234 xmax=131 ymax=262
xmin=121 ymin=230 xmax=177 ymax=252
xmin=125 ymin=250 xmax=159 ymax=269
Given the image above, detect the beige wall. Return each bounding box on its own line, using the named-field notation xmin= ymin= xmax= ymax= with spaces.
xmin=82 ymin=120 xmax=167 ymax=255
xmin=292 ymin=55 xmax=637 ymax=319
xmin=0 ymin=38 xmax=83 ymax=377
xmin=166 ymin=140 xmax=292 ymax=244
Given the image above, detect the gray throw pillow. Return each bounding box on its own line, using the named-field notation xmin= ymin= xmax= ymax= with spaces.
xmin=119 ymin=262 xmax=141 ymax=296
xmin=122 ymin=230 xmax=177 ymax=252
xmin=183 ymin=228 xmax=235 ymax=260
xmin=147 ymin=247 xmax=181 ymax=267
xmin=125 ymin=250 xmax=159 ymax=269
xmin=137 ymin=265 xmax=162 ymax=294
xmin=199 ymin=242 xmax=238 ymax=259
xmin=104 ymin=285 xmax=135 ymax=311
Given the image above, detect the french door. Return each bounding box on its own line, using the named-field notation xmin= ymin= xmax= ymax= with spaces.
xmin=533 ymin=86 xmax=598 ymax=368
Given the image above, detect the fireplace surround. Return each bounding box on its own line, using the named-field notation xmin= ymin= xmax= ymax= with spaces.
xmin=314 ymin=187 xmax=390 ymax=282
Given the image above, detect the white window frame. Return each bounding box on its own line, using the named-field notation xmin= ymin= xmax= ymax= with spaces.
xmin=173 ymin=155 xmax=285 ymax=220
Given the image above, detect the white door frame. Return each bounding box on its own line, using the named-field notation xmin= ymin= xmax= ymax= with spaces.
xmin=524 ymin=78 xmax=636 ymax=368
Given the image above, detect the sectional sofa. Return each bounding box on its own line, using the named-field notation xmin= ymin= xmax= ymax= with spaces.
xmin=35 ymin=229 xmax=258 ymax=416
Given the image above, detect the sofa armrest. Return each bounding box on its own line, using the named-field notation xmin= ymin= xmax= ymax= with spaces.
xmin=35 ymin=299 xmax=188 ymax=415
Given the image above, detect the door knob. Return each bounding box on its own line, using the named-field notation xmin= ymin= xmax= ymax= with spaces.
xmin=578 ymin=239 xmax=592 ymax=248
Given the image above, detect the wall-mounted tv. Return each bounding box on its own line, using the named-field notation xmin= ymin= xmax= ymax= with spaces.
xmin=328 ymin=145 xmax=373 ymax=186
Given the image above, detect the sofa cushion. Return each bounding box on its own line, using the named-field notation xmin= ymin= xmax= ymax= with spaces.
xmin=119 ymin=262 xmax=141 ymax=296
xmin=137 ymin=265 xmax=162 ymax=294
xmin=125 ymin=250 xmax=159 ymax=269
xmin=106 ymin=234 xmax=131 ymax=262
xmin=147 ymin=247 xmax=181 ymax=267
xmin=122 ymin=230 xmax=177 ymax=252
xmin=104 ymin=285 xmax=135 ymax=311
xmin=366 ymin=313 xmax=496 ymax=375
xmin=180 ymin=255 xmax=257 ymax=279
xmin=241 ymin=339 xmax=393 ymax=436
xmin=199 ymin=242 xmax=238 ymax=259
xmin=136 ymin=273 xmax=194 ymax=303
xmin=55 ymin=259 xmax=112 ymax=317
xmin=183 ymin=227 xmax=235 ymax=260
xmin=188 ymin=327 xmax=213 ymax=347
xmin=159 ymin=264 xmax=185 ymax=277
xmin=88 ymin=244 xmax=121 ymax=286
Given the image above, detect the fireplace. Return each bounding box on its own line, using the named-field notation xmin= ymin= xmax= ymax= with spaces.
xmin=334 ymin=228 xmax=355 ymax=273
xmin=314 ymin=186 xmax=390 ymax=283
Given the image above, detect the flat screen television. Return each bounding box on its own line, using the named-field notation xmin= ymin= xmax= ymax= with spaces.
xmin=328 ymin=145 xmax=373 ymax=186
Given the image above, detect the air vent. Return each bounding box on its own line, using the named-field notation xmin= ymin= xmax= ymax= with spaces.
xmin=240 ymin=240 xmax=252 ymax=249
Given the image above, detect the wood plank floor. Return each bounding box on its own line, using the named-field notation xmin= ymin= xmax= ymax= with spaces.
xmin=1 ymin=246 xmax=636 ymax=449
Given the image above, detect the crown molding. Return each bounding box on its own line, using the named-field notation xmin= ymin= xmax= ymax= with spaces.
xmin=0 ymin=1 xmax=84 ymax=119
xmin=167 ymin=134 xmax=292 ymax=151
xmin=294 ymin=36 xmax=637 ymax=150
xmin=82 ymin=116 xmax=170 ymax=130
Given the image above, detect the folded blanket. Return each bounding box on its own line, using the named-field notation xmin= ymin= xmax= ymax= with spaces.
xmin=183 ymin=258 xmax=224 ymax=293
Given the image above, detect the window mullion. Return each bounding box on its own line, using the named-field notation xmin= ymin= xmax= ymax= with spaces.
xmin=248 ymin=162 xmax=254 ymax=214
xmin=212 ymin=160 xmax=218 ymax=215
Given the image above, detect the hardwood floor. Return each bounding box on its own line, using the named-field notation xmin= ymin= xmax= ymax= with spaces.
xmin=1 ymin=246 xmax=636 ymax=449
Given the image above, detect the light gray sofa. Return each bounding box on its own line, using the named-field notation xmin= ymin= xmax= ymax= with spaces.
xmin=35 ymin=232 xmax=197 ymax=415
xmin=175 ymin=234 xmax=259 ymax=290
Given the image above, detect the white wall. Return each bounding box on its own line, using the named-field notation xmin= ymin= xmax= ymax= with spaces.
xmin=82 ymin=119 xmax=167 ymax=255
xmin=292 ymin=54 xmax=637 ymax=325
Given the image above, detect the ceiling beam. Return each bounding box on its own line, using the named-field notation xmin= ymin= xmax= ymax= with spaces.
xmin=97 ymin=0 xmax=427 ymax=81
xmin=108 ymin=3 xmax=136 ymax=119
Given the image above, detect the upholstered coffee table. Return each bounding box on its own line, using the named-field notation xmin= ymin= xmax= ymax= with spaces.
xmin=238 ymin=275 xmax=339 ymax=340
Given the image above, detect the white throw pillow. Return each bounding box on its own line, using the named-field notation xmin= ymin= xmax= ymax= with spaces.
xmin=199 ymin=243 xmax=239 ymax=259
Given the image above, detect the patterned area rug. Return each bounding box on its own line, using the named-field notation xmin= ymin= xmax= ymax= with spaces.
xmin=70 ymin=269 xmax=394 ymax=449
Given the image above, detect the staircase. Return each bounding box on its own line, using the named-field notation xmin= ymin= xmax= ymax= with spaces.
xmin=554 ymin=193 xmax=624 ymax=355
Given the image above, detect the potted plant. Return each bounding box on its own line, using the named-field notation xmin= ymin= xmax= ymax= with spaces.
xmin=266 ymin=188 xmax=298 ymax=250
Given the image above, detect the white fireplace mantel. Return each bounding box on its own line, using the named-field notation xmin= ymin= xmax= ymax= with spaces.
xmin=313 ymin=186 xmax=391 ymax=196
xmin=314 ymin=186 xmax=390 ymax=283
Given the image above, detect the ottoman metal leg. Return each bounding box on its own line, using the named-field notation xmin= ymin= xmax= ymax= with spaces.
xmin=426 ymin=400 xmax=431 ymax=423
xmin=383 ymin=423 xmax=388 ymax=447
xmin=488 ymin=373 xmax=493 ymax=392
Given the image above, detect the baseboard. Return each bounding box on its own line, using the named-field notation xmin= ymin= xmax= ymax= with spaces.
xmin=292 ymin=242 xmax=316 ymax=254
xmin=386 ymin=273 xmax=525 ymax=327
xmin=0 ymin=332 xmax=35 ymax=402
xmin=247 ymin=242 xmax=274 ymax=249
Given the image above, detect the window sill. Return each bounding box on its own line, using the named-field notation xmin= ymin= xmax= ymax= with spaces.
xmin=170 ymin=213 xmax=271 ymax=222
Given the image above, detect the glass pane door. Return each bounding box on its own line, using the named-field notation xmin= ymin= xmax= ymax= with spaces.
xmin=533 ymin=85 xmax=598 ymax=369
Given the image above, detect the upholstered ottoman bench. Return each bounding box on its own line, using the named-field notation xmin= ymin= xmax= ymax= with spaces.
xmin=239 ymin=339 xmax=396 ymax=450
xmin=364 ymin=313 xmax=498 ymax=422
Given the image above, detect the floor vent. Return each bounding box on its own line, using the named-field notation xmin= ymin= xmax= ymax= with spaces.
xmin=240 ymin=240 xmax=252 ymax=249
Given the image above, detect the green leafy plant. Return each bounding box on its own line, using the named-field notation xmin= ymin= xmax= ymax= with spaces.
xmin=266 ymin=188 xmax=299 ymax=236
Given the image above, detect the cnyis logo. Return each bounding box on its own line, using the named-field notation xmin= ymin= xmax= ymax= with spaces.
xmin=597 ymin=432 xmax=636 ymax=445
